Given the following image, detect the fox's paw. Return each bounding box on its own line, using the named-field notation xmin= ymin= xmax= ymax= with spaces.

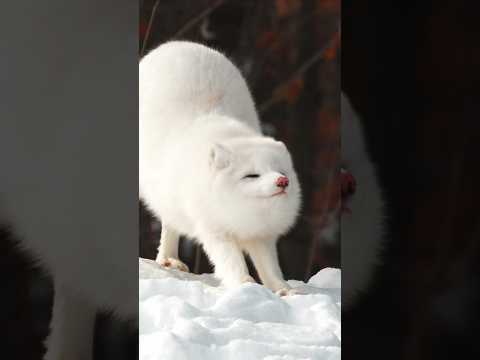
xmin=157 ymin=257 xmax=190 ymax=272
xmin=275 ymin=287 xmax=303 ymax=297
xmin=223 ymin=275 xmax=257 ymax=288
xmin=241 ymin=275 xmax=256 ymax=284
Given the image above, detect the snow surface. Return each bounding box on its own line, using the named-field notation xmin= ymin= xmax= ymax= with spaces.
xmin=139 ymin=258 xmax=341 ymax=360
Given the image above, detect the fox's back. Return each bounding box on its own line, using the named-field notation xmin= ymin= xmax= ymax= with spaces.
xmin=139 ymin=41 xmax=260 ymax=135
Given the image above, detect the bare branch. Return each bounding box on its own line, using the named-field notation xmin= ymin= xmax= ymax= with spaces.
xmin=259 ymin=28 xmax=340 ymax=115
xmin=172 ymin=0 xmax=226 ymax=39
xmin=140 ymin=0 xmax=161 ymax=57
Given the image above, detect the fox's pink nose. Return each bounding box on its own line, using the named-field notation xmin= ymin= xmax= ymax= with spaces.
xmin=276 ymin=176 xmax=289 ymax=188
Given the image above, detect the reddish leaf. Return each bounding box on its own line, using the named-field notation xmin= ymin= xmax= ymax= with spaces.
xmin=285 ymin=77 xmax=304 ymax=105
xmin=256 ymin=31 xmax=281 ymax=50
xmin=276 ymin=0 xmax=301 ymax=18
xmin=316 ymin=0 xmax=340 ymax=12
xmin=324 ymin=31 xmax=340 ymax=61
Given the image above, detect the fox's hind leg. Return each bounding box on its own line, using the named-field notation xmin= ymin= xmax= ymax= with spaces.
xmin=156 ymin=224 xmax=189 ymax=272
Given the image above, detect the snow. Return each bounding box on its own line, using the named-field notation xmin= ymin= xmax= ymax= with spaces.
xmin=139 ymin=258 xmax=341 ymax=360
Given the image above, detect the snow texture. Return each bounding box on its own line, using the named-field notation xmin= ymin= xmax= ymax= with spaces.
xmin=139 ymin=258 xmax=341 ymax=360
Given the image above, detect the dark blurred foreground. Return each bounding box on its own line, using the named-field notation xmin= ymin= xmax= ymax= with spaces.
xmin=0 ymin=230 xmax=138 ymax=359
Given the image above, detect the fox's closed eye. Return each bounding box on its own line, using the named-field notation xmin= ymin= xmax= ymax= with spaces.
xmin=243 ymin=174 xmax=260 ymax=179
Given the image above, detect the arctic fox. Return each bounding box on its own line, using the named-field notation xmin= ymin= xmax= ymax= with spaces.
xmin=139 ymin=41 xmax=302 ymax=294
xmin=339 ymin=93 xmax=385 ymax=307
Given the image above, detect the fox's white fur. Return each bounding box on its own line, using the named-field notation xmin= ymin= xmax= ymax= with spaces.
xmin=340 ymin=93 xmax=385 ymax=307
xmin=139 ymin=41 xmax=302 ymax=293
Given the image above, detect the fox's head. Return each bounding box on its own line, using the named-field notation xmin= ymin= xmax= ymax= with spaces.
xmin=206 ymin=136 xmax=302 ymax=239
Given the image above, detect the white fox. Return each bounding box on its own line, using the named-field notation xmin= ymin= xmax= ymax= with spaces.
xmin=139 ymin=41 xmax=302 ymax=295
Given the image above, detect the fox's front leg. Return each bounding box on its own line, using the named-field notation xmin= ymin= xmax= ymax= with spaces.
xmin=244 ymin=240 xmax=300 ymax=296
xmin=156 ymin=224 xmax=189 ymax=272
xmin=201 ymin=235 xmax=255 ymax=287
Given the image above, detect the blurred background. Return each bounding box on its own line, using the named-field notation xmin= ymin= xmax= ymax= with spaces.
xmin=139 ymin=0 xmax=341 ymax=282
xmin=343 ymin=1 xmax=480 ymax=359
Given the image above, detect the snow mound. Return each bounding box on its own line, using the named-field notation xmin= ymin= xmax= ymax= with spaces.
xmin=139 ymin=258 xmax=341 ymax=360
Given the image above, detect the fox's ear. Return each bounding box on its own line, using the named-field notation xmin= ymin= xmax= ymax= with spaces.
xmin=209 ymin=143 xmax=231 ymax=170
xmin=275 ymin=140 xmax=288 ymax=151
xmin=276 ymin=141 xmax=286 ymax=148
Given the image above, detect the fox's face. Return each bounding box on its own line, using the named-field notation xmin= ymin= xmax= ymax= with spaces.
xmin=207 ymin=137 xmax=301 ymax=239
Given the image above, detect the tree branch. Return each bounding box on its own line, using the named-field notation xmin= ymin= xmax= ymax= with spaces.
xmin=140 ymin=0 xmax=161 ymax=57
xmin=172 ymin=0 xmax=226 ymax=39
xmin=259 ymin=28 xmax=340 ymax=115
